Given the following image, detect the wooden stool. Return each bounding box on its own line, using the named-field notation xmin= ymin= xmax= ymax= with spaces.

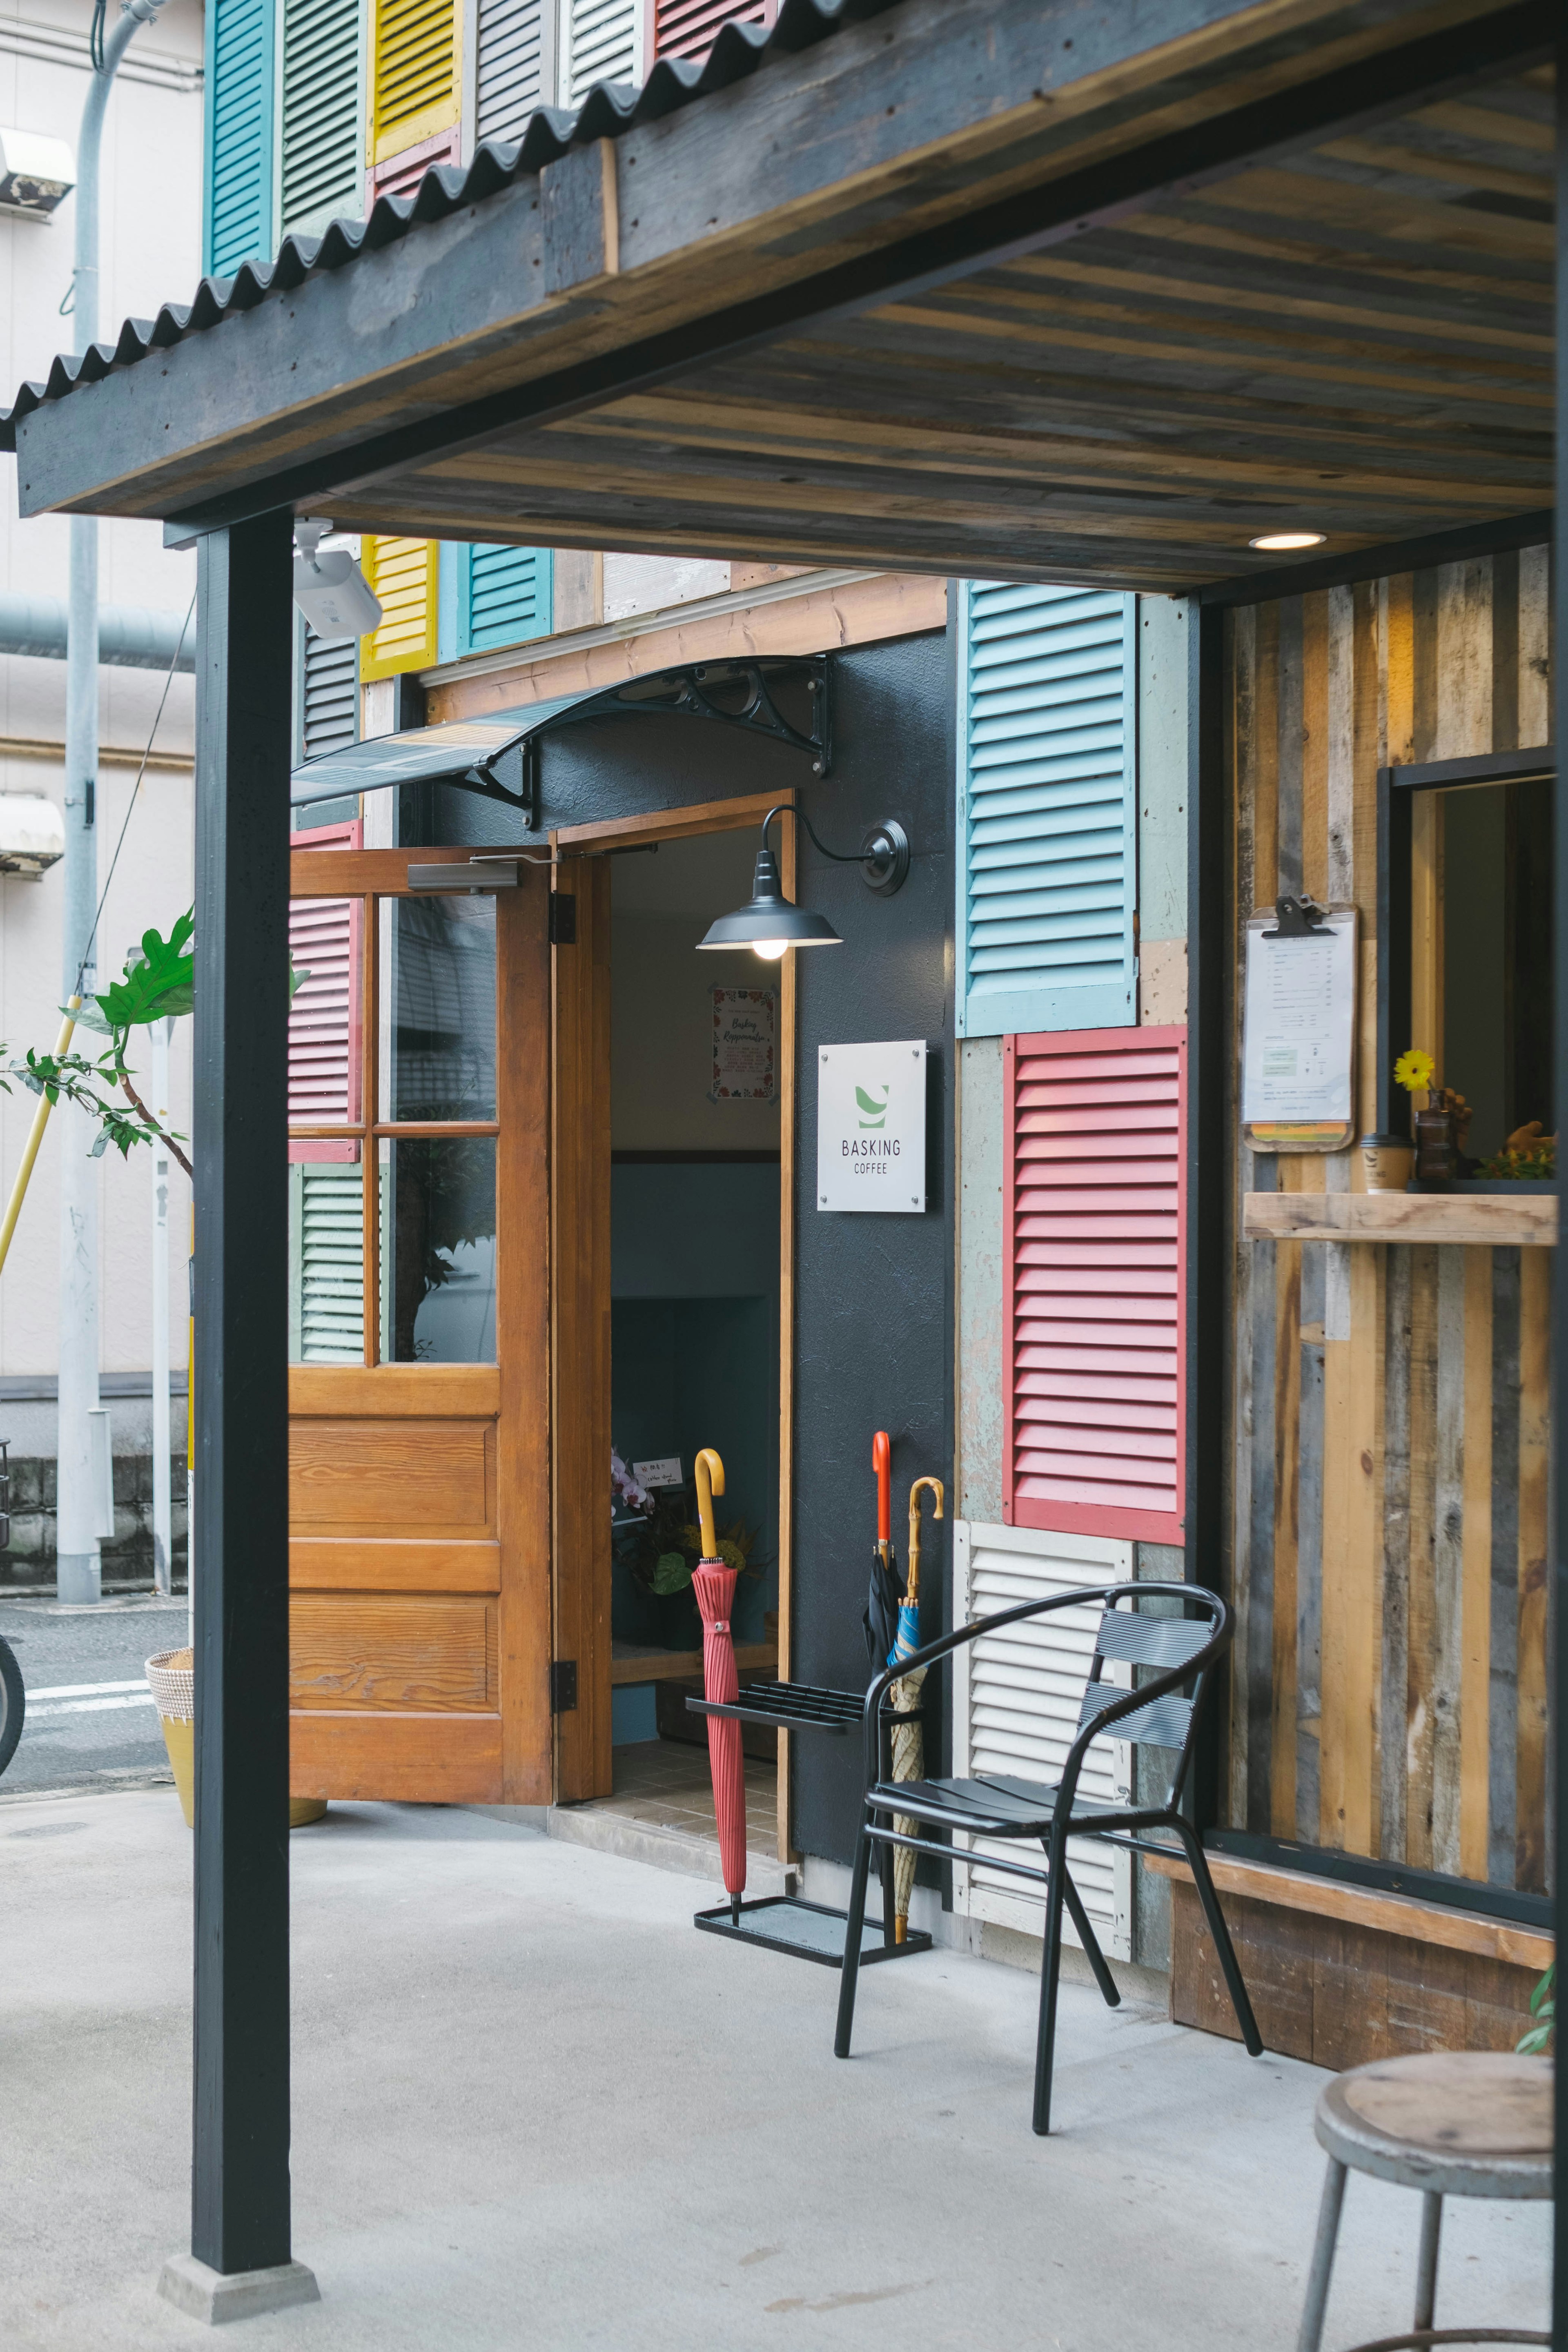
xmin=1296 ymin=2051 xmax=1551 ymax=2352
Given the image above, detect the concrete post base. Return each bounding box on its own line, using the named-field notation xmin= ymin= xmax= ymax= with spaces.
xmin=157 ymin=2254 xmax=321 ymax=2324
xmin=55 ymin=1552 xmax=100 ymax=1606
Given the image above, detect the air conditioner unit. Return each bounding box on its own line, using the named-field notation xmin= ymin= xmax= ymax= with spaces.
xmin=0 ymin=795 xmax=65 ymax=876
xmin=0 ymin=128 xmax=75 ymax=220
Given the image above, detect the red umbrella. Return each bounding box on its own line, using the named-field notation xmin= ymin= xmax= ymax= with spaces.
xmin=691 ymin=1447 xmax=746 ymax=1925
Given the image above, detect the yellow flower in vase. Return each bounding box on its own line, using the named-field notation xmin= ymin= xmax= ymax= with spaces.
xmin=1394 ymin=1048 xmax=1435 ymax=1097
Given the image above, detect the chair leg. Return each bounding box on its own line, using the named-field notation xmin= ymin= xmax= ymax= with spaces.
xmin=1295 ymin=2158 xmax=1347 ymax=2352
xmin=1413 ymin=2192 xmax=1443 ymax=2333
xmin=1031 ymin=1824 xmax=1069 ymax=2137
xmin=1059 ymin=1862 xmax=1120 ymax=2010
xmin=1176 ymin=1821 xmax=1264 ymax=2056
xmin=834 ymin=1821 xmax=875 ymax=2060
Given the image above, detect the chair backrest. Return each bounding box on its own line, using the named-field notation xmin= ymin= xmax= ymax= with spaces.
xmin=1074 ymin=1586 xmax=1227 ymax=1796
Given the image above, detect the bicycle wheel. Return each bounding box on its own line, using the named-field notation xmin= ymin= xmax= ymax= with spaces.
xmin=0 ymin=1633 xmax=23 ymax=1775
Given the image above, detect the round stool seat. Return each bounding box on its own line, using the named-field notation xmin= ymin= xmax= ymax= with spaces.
xmin=1316 ymin=2053 xmax=1553 ymax=2202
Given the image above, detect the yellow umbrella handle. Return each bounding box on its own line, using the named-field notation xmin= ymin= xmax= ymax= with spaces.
xmin=694 ymin=1448 xmax=725 ymax=1561
xmin=905 ymin=1476 xmax=944 ymax=1606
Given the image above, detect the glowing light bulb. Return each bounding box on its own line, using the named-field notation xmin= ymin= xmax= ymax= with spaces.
xmin=751 ymin=939 xmax=790 ymax=961
xmin=1249 ymin=531 xmax=1327 ymax=552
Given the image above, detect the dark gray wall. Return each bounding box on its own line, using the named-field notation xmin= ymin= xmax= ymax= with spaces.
xmin=415 ymin=634 xmax=956 ymax=1865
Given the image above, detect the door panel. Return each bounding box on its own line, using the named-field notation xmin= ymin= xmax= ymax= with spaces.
xmin=287 ymin=853 xmax=550 ymax=1806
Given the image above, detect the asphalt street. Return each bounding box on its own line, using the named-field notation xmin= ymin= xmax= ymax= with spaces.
xmin=0 ymin=1591 xmax=187 ymax=1801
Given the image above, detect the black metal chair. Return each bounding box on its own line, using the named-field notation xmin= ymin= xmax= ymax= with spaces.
xmin=833 ymin=1579 xmax=1264 ymax=2134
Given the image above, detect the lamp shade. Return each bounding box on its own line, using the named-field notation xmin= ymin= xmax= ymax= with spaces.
xmin=697 ymin=844 xmax=842 ymax=955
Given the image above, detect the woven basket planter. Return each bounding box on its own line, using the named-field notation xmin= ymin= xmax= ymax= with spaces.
xmin=145 ymin=1647 xmax=326 ymax=1829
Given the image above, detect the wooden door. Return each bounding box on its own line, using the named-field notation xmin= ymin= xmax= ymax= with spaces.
xmin=286 ymin=845 xmax=550 ymax=1805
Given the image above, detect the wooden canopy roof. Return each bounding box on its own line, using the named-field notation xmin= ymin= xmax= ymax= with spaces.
xmin=3 ymin=0 xmax=1554 ymax=597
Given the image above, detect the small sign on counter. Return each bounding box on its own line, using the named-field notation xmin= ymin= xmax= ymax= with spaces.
xmin=817 ymin=1040 xmax=927 ymax=1212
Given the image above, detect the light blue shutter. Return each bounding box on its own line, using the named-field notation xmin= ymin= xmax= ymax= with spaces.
xmin=280 ymin=0 xmax=365 ymax=240
xmin=205 ymin=0 xmax=277 ymax=276
xmin=955 ymin=581 xmax=1136 ymax=1039
xmin=477 ymin=0 xmax=546 ymax=142
xmin=457 ymin=545 xmax=553 ymax=656
xmin=289 ymin=1165 xmax=365 ymax=1362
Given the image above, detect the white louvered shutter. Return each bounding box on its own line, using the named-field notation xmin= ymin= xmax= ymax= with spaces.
xmin=281 ymin=0 xmax=365 ymax=237
xmin=956 ymin=582 xmax=1136 ymax=1039
xmin=951 ymin=1521 xmax=1133 ymax=1961
xmin=476 ymin=0 xmax=544 ymax=141
xmin=566 ymin=0 xmax=638 ymax=100
xmin=290 ymin=1165 xmax=365 ymax=1360
xmin=300 ymin=626 xmax=360 ymax=761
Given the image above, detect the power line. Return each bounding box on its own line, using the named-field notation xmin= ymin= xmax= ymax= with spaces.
xmin=76 ymin=593 xmax=194 ymax=998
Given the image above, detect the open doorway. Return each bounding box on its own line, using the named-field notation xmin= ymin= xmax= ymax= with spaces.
xmin=586 ymin=827 xmax=784 ymax=1864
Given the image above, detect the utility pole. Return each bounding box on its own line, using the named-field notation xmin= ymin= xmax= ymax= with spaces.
xmin=57 ymin=0 xmax=168 ymax=1605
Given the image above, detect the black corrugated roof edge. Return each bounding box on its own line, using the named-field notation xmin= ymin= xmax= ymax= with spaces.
xmin=0 ymin=0 xmax=905 ymax=451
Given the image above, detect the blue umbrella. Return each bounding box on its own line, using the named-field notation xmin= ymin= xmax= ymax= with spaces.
xmin=887 ymin=1477 xmax=943 ymax=1942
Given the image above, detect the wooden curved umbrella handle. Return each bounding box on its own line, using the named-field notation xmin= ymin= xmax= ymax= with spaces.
xmin=872 ymin=1430 xmax=891 ymax=1546
xmin=694 ymin=1448 xmax=725 ymax=1561
xmin=905 ymin=1475 xmax=944 ymax=1603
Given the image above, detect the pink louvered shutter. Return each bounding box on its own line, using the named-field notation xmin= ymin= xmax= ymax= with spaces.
xmin=289 ymin=820 xmax=362 ymax=1165
xmin=1004 ymin=1025 xmax=1185 ymax=1545
xmin=651 ymin=0 xmax=775 ymax=64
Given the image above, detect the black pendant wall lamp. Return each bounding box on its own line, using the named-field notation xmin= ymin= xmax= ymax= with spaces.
xmin=696 ymin=802 xmax=911 ymax=960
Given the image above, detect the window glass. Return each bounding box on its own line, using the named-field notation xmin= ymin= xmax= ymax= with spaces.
xmin=379 ymin=1136 xmax=497 ymax=1363
xmin=380 ymin=893 xmax=497 ymax=1123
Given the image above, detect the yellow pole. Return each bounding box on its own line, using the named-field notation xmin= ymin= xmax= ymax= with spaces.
xmin=0 ymin=998 xmax=80 ymax=1278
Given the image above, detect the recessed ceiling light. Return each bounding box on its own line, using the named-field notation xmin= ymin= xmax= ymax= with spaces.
xmin=1249 ymin=531 xmax=1327 ymax=552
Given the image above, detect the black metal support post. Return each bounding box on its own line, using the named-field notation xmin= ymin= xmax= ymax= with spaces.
xmin=1552 ymin=31 xmax=1567 ymax=2349
xmin=191 ymin=511 xmax=295 ymax=2276
xmin=1185 ymin=598 xmax=1227 ymax=1834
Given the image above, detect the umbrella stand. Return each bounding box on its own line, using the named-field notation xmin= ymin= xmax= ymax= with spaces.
xmin=690 ymin=1447 xmax=748 ymax=1927
xmin=888 ymin=1475 xmax=944 ymax=1942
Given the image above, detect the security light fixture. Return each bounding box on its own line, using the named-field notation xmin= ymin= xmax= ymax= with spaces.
xmin=0 ymin=128 xmax=75 ymax=220
xmin=1249 ymin=531 xmax=1327 ymax=551
xmin=697 ymin=802 xmax=909 ymax=960
xmin=292 ymin=518 xmax=383 ymax=642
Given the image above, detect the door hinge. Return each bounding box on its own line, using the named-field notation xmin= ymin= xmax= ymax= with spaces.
xmin=549 ymin=891 xmax=577 ymax=945
xmin=550 ymin=1659 xmax=578 ymax=1714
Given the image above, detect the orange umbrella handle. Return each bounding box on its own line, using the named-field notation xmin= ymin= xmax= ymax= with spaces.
xmin=872 ymin=1430 xmax=891 ymax=1547
xmin=906 ymin=1476 xmax=944 ymax=1605
xmin=694 ymin=1448 xmax=725 ymax=1560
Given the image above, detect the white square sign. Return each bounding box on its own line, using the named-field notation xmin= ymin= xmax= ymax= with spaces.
xmin=817 ymin=1040 xmax=927 ymax=1213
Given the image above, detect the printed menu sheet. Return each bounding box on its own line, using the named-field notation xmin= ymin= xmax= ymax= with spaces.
xmin=1241 ymin=907 xmax=1358 ymax=1152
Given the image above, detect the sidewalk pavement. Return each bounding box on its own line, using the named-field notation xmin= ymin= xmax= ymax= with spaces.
xmin=2 ymin=1788 xmax=1550 ymax=2350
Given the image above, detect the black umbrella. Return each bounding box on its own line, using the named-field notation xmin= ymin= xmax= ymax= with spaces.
xmin=864 ymin=1429 xmax=905 ymax=1674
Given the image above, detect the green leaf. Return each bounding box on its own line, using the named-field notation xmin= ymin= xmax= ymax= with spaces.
xmin=651 ymin=1551 xmax=693 ymax=1595
xmin=289 ymin=963 xmax=310 ymax=1003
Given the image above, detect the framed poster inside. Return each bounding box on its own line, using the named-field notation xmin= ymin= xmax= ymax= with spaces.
xmin=1241 ymin=904 xmax=1359 ymax=1152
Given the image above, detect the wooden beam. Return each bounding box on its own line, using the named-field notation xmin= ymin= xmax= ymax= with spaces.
xmin=552 ymin=790 xmax=784 ymax=853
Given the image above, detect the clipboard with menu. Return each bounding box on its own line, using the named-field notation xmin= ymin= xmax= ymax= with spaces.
xmin=1241 ymin=898 xmax=1359 ymax=1153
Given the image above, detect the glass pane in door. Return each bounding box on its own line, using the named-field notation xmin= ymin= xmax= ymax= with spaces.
xmin=379 ymin=1136 xmax=497 ymax=1363
xmin=380 ymin=895 xmax=497 ymax=1122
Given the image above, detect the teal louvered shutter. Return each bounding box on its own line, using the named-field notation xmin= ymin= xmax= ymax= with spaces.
xmin=955 ymin=581 xmax=1137 ymax=1039
xmin=289 ymin=1165 xmax=365 ymax=1362
xmin=457 ymin=545 xmax=553 ymax=656
xmin=205 ymin=0 xmax=277 ymax=276
xmin=281 ymin=0 xmax=365 ymax=240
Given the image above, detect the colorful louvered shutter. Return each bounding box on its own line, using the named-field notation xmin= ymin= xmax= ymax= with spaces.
xmin=205 ymin=0 xmax=276 ymax=275
xmin=290 ymin=1163 xmax=367 ymax=1360
xmin=361 ymin=537 xmax=439 ymax=678
xmin=650 ymin=0 xmax=774 ymax=63
xmin=1003 ymin=1025 xmax=1185 ymax=1546
xmin=457 ymin=545 xmax=552 ymax=655
xmin=370 ymin=0 xmax=459 ymax=165
xmin=288 ymin=819 xmax=363 ymax=1170
xmin=298 ymin=623 xmax=360 ymax=761
xmin=567 ymin=0 xmax=637 ymax=100
xmin=281 ymin=0 xmax=365 ymax=237
xmin=956 ymin=581 xmax=1136 ymax=1040
xmin=476 ymin=0 xmax=545 ymax=141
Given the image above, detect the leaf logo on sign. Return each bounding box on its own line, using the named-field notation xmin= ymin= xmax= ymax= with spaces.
xmin=855 ymin=1085 xmax=889 ymax=1131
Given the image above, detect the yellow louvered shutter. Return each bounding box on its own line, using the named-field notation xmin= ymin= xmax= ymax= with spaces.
xmin=361 ymin=538 xmax=439 ymax=679
xmin=370 ymin=0 xmax=459 ymax=165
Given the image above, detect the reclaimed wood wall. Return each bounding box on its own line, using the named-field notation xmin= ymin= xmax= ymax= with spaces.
xmin=1227 ymin=545 xmax=1553 ymax=1895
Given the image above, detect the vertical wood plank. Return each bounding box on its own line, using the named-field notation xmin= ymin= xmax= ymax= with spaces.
xmin=1319 ymin=1323 xmax=1350 ymax=1850
xmin=1459 ymin=1247 xmax=1494 ymax=1884
xmin=1296 ymin=1245 xmax=1325 ymax=1843
xmin=1515 ymin=1245 xmax=1549 ymax=1893
xmin=1411 ymin=568 xmax=1439 ymax=763
xmin=1326 ymin=584 xmax=1355 ymax=907
xmin=1430 ymin=1245 xmax=1467 ymax=1875
xmin=1352 ymin=581 xmax=1382 ymax=1153
xmin=1384 ymin=573 xmax=1415 ymax=770
xmin=1252 ymin=602 xmax=1279 ymax=908
xmin=1405 ymin=1245 xmax=1439 ymax=1871
xmin=1517 ymin=542 xmax=1551 ymax=748
xmin=1380 ymin=1245 xmax=1412 ymax=1861
xmin=1490 ymin=548 xmax=1519 ymax=753
xmin=1434 ymin=557 xmax=1493 ymax=759
xmin=1488 ymin=1249 xmax=1521 ymax=1886
xmin=1257 ymin=1230 xmax=1287 ymax=1835
xmin=1410 ymin=791 xmax=1445 ymax=1078
xmin=1276 ymin=598 xmax=1303 ymax=900
xmin=1341 ymin=1242 xmax=1383 ymax=1856
xmin=1300 ymin=591 xmax=1328 ymax=906
xmin=496 ymin=873 xmax=554 ymax=1806
xmin=552 ymin=858 xmax=613 ymax=1803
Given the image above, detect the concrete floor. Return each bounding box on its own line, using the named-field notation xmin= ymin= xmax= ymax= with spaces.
xmin=2 ymin=1790 xmax=1550 ymax=2352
